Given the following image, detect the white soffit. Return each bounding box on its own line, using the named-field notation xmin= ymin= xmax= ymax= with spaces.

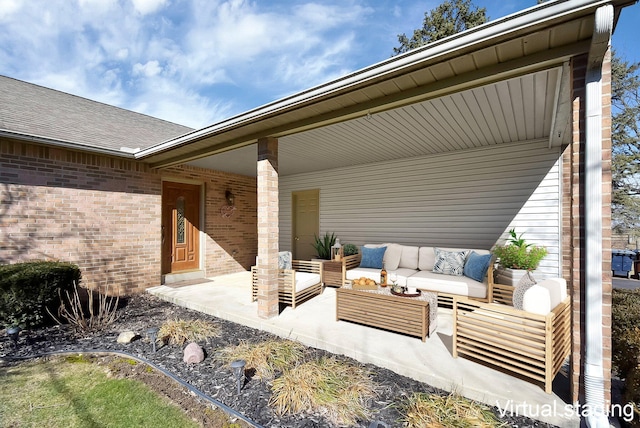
xmin=187 ymin=67 xmax=565 ymax=177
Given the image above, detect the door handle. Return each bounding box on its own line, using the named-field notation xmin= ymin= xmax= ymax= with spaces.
xmin=161 ymin=226 xmax=165 ymax=244
xmin=295 ymin=236 xmax=300 ymax=241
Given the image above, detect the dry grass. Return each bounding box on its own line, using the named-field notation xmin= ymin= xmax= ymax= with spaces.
xmin=270 ymin=357 xmax=376 ymax=426
xmin=400 ymin=392 xmax=506 ymax=428
xmin=217 ymin=339 xmax=305 ymax=380
xmin=158 ymin=318 xmax=221 ymax=346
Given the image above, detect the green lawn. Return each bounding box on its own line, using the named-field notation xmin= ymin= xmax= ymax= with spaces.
xmin=0 ymin=356 xmax=200 ymax=428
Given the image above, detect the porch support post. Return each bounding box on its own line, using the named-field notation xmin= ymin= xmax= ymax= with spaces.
xmin=257 ymin=137 xmax=279 ymax=319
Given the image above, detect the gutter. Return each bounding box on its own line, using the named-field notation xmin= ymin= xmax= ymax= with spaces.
xmin=0 ymin=129 xmax=136 ymax=159
xmin=583 ymin=4 xmax=613 ymax=428
xmin=135 ymin=0 xmax=632 ymax=160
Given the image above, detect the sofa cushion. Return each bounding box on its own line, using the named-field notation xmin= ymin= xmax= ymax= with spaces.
xmin=522 ymin=284 xmax=551 ymax=315
xmin=294 ymin=272 xmax=321 ymax=292
xmin=418 ymin=247 xmax=436 ymax=271
xmin=463 ymin=251 xmax=492 ymax=282
xmin=346 ymin=267 xmax=417 ymax=286
xmin=536 ymin=278 xmax=567 ymax=310
xmin=399 ymin=246 xmax=419 ymax=269
xmin=389 ymin=268 xmax=419 ymax=286
xmin=382 ymin=243 xmax=403 ymax=270
xmin=433 ymin=248 xmax=469 ymax=276
xmin=407 ymin=270 xmax=487 ymax=299
xmin=360 ymin=246 xmax=386 ymax=269
xmin=278 ymin=251 xmax=292 ymax=270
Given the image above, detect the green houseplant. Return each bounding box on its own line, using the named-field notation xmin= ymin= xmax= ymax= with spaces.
xmin=493 ymin=229 xmax=547 ymax=270
xmin=493 ymin=229 xmax=547 ymax=285
xmin=312 ymin=232 xmax=336 ymax=260
xmin=342 ymin=243 xmax=359 ymax=257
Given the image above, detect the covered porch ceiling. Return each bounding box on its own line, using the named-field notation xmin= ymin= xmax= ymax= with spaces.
xmin=186 ymin=66 xmax=570 ymax=177
xmin=136 ymin=0 xmax=632 ymax=176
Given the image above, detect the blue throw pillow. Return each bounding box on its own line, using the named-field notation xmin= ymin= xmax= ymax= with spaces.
xmin=359 ymin=246 xmax=387 ymax=269
xmin=463 ymin=251 xmax=492 ymax=282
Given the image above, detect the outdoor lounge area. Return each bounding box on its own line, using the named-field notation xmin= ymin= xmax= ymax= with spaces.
xmin=148 ymin=271 xmax=578 ymax=427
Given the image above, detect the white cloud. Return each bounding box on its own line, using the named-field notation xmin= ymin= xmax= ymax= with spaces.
xmin=133 ymin=60 xmax=163 ymax=77
xmin=0 ymin=0 xmax=377 ymax=127
xmin=0 ymin=0 xmax=21 ymax=21
xmin=131 ymin=0 xmax=169 ymax=15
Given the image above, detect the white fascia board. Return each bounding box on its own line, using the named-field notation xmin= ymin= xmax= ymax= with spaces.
xmin=0 ymin=129 xmax=135 ymax=158
xmin=135 ymin=0 xmax=621 ymax=160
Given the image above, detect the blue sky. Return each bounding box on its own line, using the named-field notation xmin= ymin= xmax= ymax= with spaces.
xmin=0 ymin=0 xmax=638 ymax=129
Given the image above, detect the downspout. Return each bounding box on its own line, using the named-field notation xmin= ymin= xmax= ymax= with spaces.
xmin=584 ymin=4 xmax=613 ymax=428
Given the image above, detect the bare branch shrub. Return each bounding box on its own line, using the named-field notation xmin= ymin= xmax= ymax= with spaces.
xmin=47 ymin=281 xmax=120 ymax=333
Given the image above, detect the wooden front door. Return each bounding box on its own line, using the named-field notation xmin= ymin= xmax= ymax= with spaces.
xmin=162 ymin=181 xmax=200 ymax=274
xmin=292 ymin=189 xmax=319 ymax=260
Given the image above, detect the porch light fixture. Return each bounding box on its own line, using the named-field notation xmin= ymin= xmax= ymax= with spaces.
xmin=146 ymin=327 xmax=159 ymax=353
xmin=230 ymin=359 xmax=246 ymax=394
xmin=221 ymin=189 xmax=237 ymax=218
xmin=225 ymin=189 xmax=235 ymax=206
xmin=7 ymin=326 xmax=20 ymax=348
xmin=331 ymin=239 xmax=343 ymax=261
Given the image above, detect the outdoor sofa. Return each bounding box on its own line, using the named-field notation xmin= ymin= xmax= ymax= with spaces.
xmin=344 ymin=243 xmax=495 ymax=304
xmin=453 ymin=279 xmax=571 ymax=393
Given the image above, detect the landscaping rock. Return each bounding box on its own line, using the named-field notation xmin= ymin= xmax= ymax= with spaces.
xmin=183 ymin=342 xmax=204 ymax=364
xmin=116 ymin=331 xmax=137 ymax=343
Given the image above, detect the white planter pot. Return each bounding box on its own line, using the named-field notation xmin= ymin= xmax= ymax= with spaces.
xmin=494 ymin=267 xmax=535 ymax=286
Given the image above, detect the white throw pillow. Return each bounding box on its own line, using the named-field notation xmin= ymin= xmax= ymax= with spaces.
xmin=398 ymin=246 xmax=419 ymax=270
xmin=513 ymin=271 xmax=537 ymax=309
xmin=522 ymin=284 xmax=552 ymax=315
xmin=536 ymin=278 xmax=568 ymax=310
xmin=432 ymin=248 xmax=469 ymax=276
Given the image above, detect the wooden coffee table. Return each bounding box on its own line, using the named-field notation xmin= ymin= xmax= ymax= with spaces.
xmin=336 ymin=284 xmax=437 ymax=341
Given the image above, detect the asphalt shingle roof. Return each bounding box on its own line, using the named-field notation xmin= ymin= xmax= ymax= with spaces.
xmin=0 ymin=75 xmax=193 ymax=153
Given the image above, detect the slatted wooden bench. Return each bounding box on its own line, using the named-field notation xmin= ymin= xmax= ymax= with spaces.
xmin=453 ymin=284 xmax=571 ymax=393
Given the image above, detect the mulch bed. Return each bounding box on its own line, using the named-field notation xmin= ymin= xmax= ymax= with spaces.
xmin=0 ymin=293 xmax=556 ymax=427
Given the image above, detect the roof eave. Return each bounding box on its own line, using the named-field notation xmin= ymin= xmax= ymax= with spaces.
xmin=135 ymin=0 xmax=633 ymax=162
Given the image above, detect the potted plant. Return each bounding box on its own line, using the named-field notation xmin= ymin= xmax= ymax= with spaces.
xmin=342 ymin=243 xmax=359 ymax=257
xmin=493 ymin=228 xmax=548 ymax=285
xmin=312 ymin=232 xmax=336 ymax=260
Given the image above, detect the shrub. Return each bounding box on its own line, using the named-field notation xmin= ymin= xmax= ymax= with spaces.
xmin=49 ymin=281 xmax=120 ymax=333
xmin=0 ymin=261 xmax=80 ymax=328
xmin=612 ymin=288 xmax=640 ymax=416
xmin=158 ymin=319 xmax=221 ymax=346
xmin=400 ymin=392 xmax=505 ymax=428
xmin=270 ymin=357 xmax=376 ymax=426
xmin=612 ymin=289 xmax=640 ymax=377
xmin=217 ymin=339 xmax=304 ymax=380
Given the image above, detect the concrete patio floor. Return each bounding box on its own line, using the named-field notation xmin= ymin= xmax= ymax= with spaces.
xmin=148 ymin=271 xmax=579 ymax=427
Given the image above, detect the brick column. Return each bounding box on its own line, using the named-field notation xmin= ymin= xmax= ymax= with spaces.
xmin=257 ymin=137 xmax=279 ymax=319
xmin=566 ymin=51 xmax=613 ymax=405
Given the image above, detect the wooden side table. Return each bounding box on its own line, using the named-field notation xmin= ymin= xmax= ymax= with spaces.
xmin=323 ymin=260 xmax=343 ymax=287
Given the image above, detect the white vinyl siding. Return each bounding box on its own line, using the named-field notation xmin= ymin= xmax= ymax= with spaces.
xmin=280 ymin=140 xmax=562 ymax=278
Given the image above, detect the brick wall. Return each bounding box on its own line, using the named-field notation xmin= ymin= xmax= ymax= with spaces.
xmin=0 ymin=138 xmax=257 ymax=295
xmin=565 ymin=51 xmax=612 ymax=404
